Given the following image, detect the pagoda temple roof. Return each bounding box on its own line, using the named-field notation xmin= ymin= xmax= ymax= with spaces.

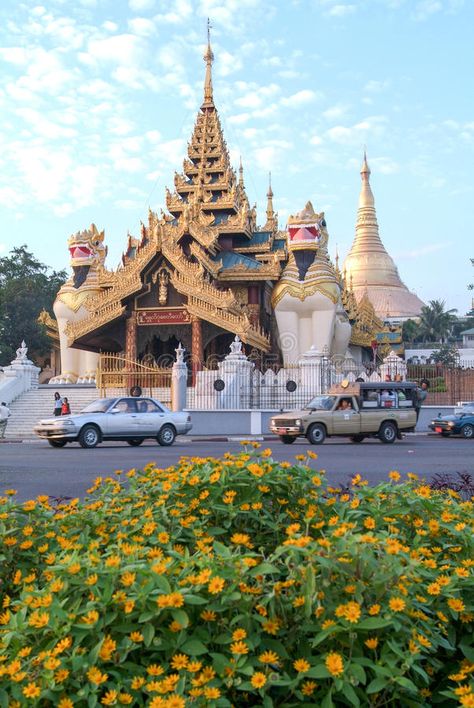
xmin=213 ymin=251 xmax=264 ymax=271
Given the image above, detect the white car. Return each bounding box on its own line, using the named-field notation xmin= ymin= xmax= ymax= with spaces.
xmin=454 ymin=401 xmax=474 ymax=416
xmin=34 ymin=396 xmax=192 ymax=448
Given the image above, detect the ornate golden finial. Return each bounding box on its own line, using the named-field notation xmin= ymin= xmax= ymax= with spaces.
xmin=335 ymin=245 xmax=339 ymax=270
xmin=264 ymin=172 xmax=277 ymax=231
xmin=239 ymin=156 xmax=244 ymax=187
xmin=202 ymin=18 xmax=214 ymax=110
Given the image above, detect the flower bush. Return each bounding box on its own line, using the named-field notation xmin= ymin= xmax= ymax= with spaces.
xmin=0 ymin=445 xmax=473 ymax=707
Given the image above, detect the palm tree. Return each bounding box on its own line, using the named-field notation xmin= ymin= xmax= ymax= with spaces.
xmin=418 ymin=299 xmax=458 ymax=343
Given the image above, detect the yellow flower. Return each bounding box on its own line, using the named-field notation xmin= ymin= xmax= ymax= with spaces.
xmin=200 ymin=609 xmax=216 ymax=621
xmin=232 ymin=628 xmax=247 ymax=640
xmin=208 ymin=577 xmax=225 ymax=594
xmin=55 ymin=669 xmax=70 ymax=682
xmin=230 ymin=533 xmax=252 ymax=547
xmin=28 ymin=611 xmax=49 ymax=628
xmin=101 ymin=690 xmax=118 ymax=705
xmin=251 ymin=672 xmax=267 ymax=688
xmin=118 ymin=694 xmax=133 ymax=705
xmin=44 ymin=656 xmax=61 ymax=670
xmin=365 ymin=638 xmax=378 ymax=649
xmin=230 ymin=641 xmax=248 ymax=655
xmin=262 ymin=618 xmax=280 ymax=635
xmin=448 ymin=598 xmax=465 ymax=612
xmin=170 ymin=654 xmax=189 ymax=670
xmin=389 ymin=597 xmax=406 ymax=612
xmin=156 ymin=592 xmax=184 ymax=608
xmin=99 ymin=636 xmax=117 ymax=661
xmin=58 ymin=700 xmax=74 ymax=708
xmin=87 ymin=667 xmax=108 ymax=685
xmin=82 ymin=610 xmax=99 ymax=625
xmin=130 ymin=631 xmax=144 ymax=642
xmin=22 ymin=683 xmax=41 ymax=698
xmin=302 ymin=680 xmax=317 ymax=695
xmin=120 ymin=572 xmax=136 ymax=587
xmin=427 ymin=582 xmax=441 ymax=595
xmin=388 ymin=470 xmax=401 ymax=482
xmin=325 ymin=652 xmax=344 ymax=677
xmin=259 ymin=650 xmax=279 ymax=665
xmin=293 ymin=658 xmax=310 ymax=673
xmin=203 ymin=687 xmax=221 ymax=699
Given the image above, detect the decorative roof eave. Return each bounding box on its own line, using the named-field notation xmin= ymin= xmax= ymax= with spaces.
xmin=66 ymin=303 xmax=126 ymax=347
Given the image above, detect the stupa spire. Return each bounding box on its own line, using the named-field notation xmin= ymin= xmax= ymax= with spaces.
xmin=342 ymin=151 xmax=424 ymax=319
xmin=201 ymin=19 xmax=214 ymax=110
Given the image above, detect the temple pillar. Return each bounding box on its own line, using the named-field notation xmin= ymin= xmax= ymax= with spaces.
xmin=247 ymin=285 xmax=260 ymax=327
xmin=191 ymin=316 xmax=203 ymax=385
xmin=125 ymin=312 xmax=138 ymax=391
xmin=125 ymin=311 xmax=138 ymax=360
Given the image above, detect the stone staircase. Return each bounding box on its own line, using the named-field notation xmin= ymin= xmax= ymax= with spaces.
xmin=5 ymin=386 xmax=99 ymax=439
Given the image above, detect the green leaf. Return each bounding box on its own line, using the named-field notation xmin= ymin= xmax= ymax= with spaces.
xmin=181 ymin=638 xmax=209 ymax=656
xmin=183 ymin=594 xmax=208 ymax=605
xmin=250 ymin=562 xmax=281 ymax=576
xmin=171 ymin=610 xmax=189 ymax=628
xmin=263 ymin=696 xmax=274 ymax=708
xmin=213 ymin=541 xmax=232 ymax=558
xmin=321 ymin=690 xmax=334 ymax=708
xmin=459 ymin=638 xmax=474 ymax=661
xmin=366 ymin=677 xmax=388 ymax=694
xmin=356 ymin=618 xmax=392 ymax=630
xmin=142 ymin=623 xmax=155 ymax=647
xmin=305 ymin=664 xmax=330 ymax=679
xmin=395 ymin=676 xmax=418 ymax=693
xmin=153 ymin=576 xmax=171 ymax=593
xmin=350 ymin=663 xmax=367 ymax=685
xmin=342 ymin=683 xmax=360 ymax=707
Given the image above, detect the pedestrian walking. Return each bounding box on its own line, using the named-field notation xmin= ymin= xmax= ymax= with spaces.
xmin=53 ymin=392 xmax=63 ymax=416
xmin=415 ymin=380 xmax=429 ymax=423
xmin=61 ymin=397 xmax=71 ymax=415
xmin=0 ymin=402 xmax=11 ymax=439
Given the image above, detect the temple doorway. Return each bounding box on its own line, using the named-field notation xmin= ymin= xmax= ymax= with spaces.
xmin=204 ymin=332 xmax=237 ymax=368
xmin=138 ymin=326 xmax=191 ymax=367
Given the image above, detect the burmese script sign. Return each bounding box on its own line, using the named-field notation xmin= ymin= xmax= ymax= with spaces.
xmin=137 ymin=309 xmax=191 ymax=326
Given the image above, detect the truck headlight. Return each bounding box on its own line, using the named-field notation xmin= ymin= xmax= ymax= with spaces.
xmin=294 ymin=419 xmax=301 ymax=426
xmin=448 ymin=421 xmax=455 ymax=428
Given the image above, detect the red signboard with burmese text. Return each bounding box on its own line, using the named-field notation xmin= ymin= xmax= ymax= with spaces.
xmin=137 ymin=309 xmax=191 ymax=326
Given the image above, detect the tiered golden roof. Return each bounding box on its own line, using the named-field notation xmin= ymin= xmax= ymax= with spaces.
xmin=66 ymin=34 xmax=283 ymax=352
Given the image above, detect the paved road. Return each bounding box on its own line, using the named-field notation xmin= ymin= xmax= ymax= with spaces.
xmin=1 ymin=435 xmax=473 ymax=502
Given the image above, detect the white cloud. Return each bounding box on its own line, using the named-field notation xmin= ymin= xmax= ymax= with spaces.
xmin=281 ymin=89 xmax=321 ymax=107
xmin=128 ymin=17 xmax=157 ymax=36
xmin=323 ymin=104 xmax=348 ymax=120
xmin=87 ymin=34 xmax=145 ymax=67
xmin=129 ymin=0 xmax=155 ymax=10
xmin=364 ymin=80 xmax=389 ymax=93
xmin=326 ymin=116 xmax=388 ymax=144
xmin=328 ymin=4 xmax=356 ymax=16
xmin=412 ymin=0 xmax=442 ymax=20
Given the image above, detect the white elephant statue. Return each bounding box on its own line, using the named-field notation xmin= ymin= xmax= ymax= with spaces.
xmin=50 ymin=224 xmax=108 ymax=384
xmin=272 ymin=201 xmax=351 ymax=365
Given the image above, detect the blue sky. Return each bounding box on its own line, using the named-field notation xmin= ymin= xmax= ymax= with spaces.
xmin=0 ymin=0 xmax=472 ymax=315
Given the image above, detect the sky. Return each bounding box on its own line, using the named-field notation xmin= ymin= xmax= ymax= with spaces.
xmin=0 ymin=0 xmax=472 ymax=316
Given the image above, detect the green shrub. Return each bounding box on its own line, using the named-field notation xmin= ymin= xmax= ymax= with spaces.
xmin=0 ymin=446 xmax=473 ymax=707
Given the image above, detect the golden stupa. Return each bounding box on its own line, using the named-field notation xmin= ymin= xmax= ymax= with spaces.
xmin=342 ymin=153 xmax=424 ymax=320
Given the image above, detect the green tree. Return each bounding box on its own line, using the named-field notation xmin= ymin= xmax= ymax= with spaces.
xmin=402 ymin=318 xmax=419 ymax=344
xmin=0 ymin=246 xmax=66 ymax=364
xmin=418 ymin=299 xmax=458 ymax=343
xmin=431 ymin=343 xmax=460 ymax=367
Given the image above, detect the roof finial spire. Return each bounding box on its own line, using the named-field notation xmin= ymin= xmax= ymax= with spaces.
xmin=239 ymin=156 xmax=244 ymax=187
xmin=361 ymin=146 xmax=370 ymax=178
xmin=202 ymin=18 xmax=214 ymax=110
xmin=264 ymin=171 xmax=277 ymax=231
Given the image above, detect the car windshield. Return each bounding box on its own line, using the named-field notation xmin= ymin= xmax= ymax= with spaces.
xmin=80 ymin=398 xmax=116 ymax=413
xmin=305 ymin=395 xmax=336 ymax=410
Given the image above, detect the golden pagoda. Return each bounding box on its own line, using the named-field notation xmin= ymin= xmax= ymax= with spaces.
xmin=342 ymin=153 xmax=424 ymax=321
xmin=63 ymin=30 xmax=287 ymax=371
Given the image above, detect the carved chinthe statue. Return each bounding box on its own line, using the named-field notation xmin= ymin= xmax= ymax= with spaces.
xmin=50 ymin=224 xmax=108 ymax=384
xmin=271 ymin=202 xmax=351 ymax=365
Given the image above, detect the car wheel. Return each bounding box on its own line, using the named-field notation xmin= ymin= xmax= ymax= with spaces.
xmin=379 ymin=421 xmax=397 ymax=444
xmin=157 ymin=424 xmax=176 ymax=446
xmin=78 ymin=425 xmax=100 ymax=449
xmin=127 ymin=438 xmax=144 ymax=446
xmin=461 ymin=424 xmax=474 ymax=439
xmin=279 ymin=435 xmax=296 ymax=444
xmin=48 ymin=439 xmax=67 ymax=448
xmin=350 ymin=434 xmax=364 ymax=443
xmin=306 ymin=423 xmax=326 ymax=445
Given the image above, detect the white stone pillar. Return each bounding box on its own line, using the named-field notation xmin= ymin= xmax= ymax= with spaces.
xmin=171 ymin=342 xmax=188 ymax=412
xmin=299 ymin=346 xmax=325 ymax=396
xmin=217 ymin=336 xmax=255 ymax=409
xmin=380 ymin=350 xmax=407 ymax=381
